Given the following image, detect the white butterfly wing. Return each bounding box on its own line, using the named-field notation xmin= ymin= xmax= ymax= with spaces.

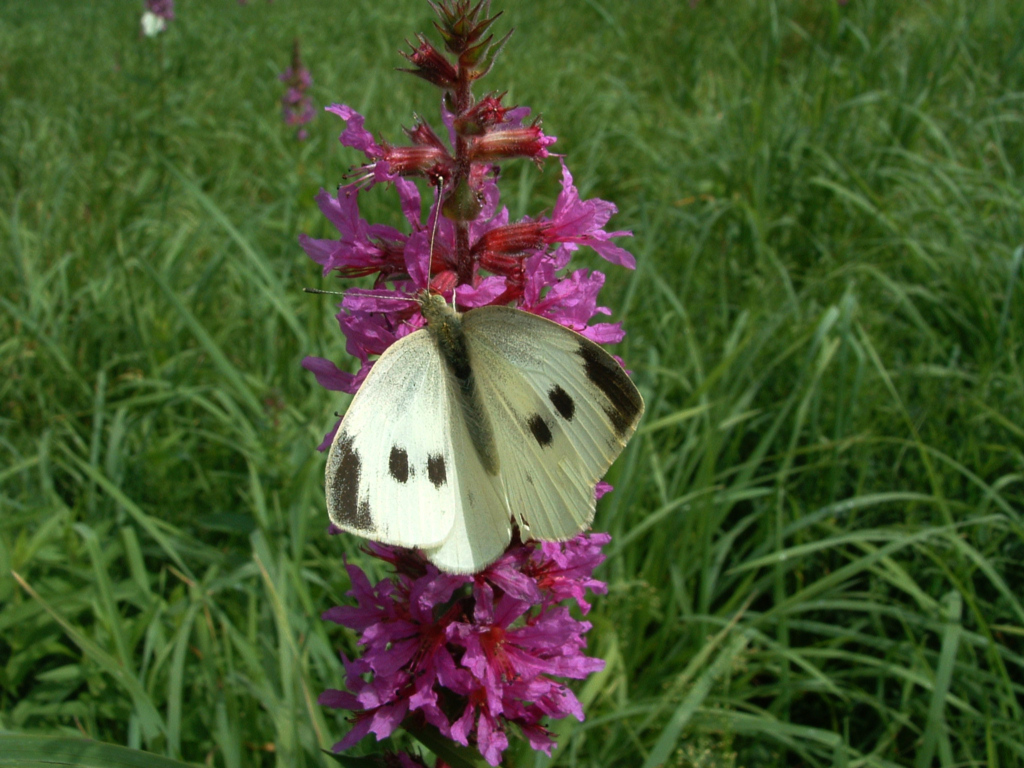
xmin=326 ymin=300 xmax=643 ymax=574
xmin=325 ymin=330 xmax=458 ymax=548
xmin=419 ymin=408 xmax=513 ymax=573
xmin=462 ymin=306 xmax=645 ymax=542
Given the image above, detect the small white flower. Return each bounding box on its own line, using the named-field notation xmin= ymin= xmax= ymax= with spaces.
xmin=140 ymin=11 xmax=167 ymax=37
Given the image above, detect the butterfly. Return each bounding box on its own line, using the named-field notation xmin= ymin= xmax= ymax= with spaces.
xmin=325 ymin=292 xmax=644 ymax=573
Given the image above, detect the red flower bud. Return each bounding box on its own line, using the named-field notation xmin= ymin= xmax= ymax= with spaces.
xmin=478 ymin=250 xmax=523 ymax=275
xmin=404 ymin=120 xmax=448 ymax=151
xmin=433 ymin=0 xmax=501 ymax=55
xmin=453 ymin=93 xmax=511 ymax=136
xmin=400 ymin=35 xmax=458 ymax=89
xmin=380 ymin=144 xmax=450 ymax=177
xmin=469 ymin=125 xmax=553 ymax=163
xmin=473 ymin=221 xmax=547 ymax=255
xmin=429 ymin=269 xmax=458 ymax=296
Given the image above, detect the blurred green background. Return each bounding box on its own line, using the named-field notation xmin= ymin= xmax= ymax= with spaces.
xmin=2 ymin=0 xmax=1023 ymax=766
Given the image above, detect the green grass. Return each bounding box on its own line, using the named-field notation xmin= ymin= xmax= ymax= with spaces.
xmin=3 ymin=0 xmax=1024 ymax=766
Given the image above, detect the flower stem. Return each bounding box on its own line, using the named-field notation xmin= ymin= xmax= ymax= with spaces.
xmin=405 ymin=720 xmax=493 ymax=768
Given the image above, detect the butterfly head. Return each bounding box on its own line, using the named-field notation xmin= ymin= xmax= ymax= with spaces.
xmin=418 ymin=290 xmax=460 ymax=327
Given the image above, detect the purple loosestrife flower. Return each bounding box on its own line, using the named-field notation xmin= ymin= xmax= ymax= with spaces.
xmin=146 ymin=0 xmax=174 ymax=19
xmin=319 ymin=536 xmax=609 ymax=766
xmin=300 ymin=138 xmax=631 ymax=407
xmin=280 ymin=39 xmax=314 ymax=140
xmin=305 ymin=0 xmax=637 ymax=762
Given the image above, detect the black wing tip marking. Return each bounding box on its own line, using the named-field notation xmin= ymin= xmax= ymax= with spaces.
xmin=327 ymin=435 xmax=375 ymax=532
xmin=427 ymin=454 xmax=448 ymax=488
xmin=576 ymin=341 xmax=644 ymax=436
xmin=548 ymin=384 xmax=576 ymax=421
xmin=389 ymin=446 xmax=410 ymax=483
xmin=527 ymin=413 xmax=554 ymax=447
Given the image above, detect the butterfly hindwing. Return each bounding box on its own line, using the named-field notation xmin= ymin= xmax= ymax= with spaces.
xmin=325 ymin=330 xmax=457 ymax=548
xmin=419 ymin=397 xmax=513 ymax=573
xmin=462 ymin=306 xmax=645 ymax=541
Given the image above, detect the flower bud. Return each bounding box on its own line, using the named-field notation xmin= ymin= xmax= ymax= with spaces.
xmin=453 ymin=93 xmax=511 ymax=136
xmin=470 ymin=125 xmax=554 ymax=163
xmin=434 ymin=0 xmax=501 ymax=55
xmin=473 ymin=221 xmax=546 ymax=255
xmin=381 ymin=144 xmax=449 ymax=177
xmin=404 ymin=120 xmax=448 ymax=150
xmin=478 ymin=250 xmax=524 ymax=275
xmin=400 ymin=35 xmax=458 ymax=89
xmin=429 ymin=269 xmax=458 ymax=296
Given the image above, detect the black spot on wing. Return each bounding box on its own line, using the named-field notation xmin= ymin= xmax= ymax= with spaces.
xmin=577 ymin=340 xmax=643 ymax=436
xmin=527 ymin=414 xmax=553 ymax=447
xmin=388 ymin=446 xmax=410 ymax=483
xmin=548 ymin=385 xmax=575 ymax=421
xmin=327 ymin=435 xmax=374 ymax=532
xmin=427 ymin=454 xmax=447 ymax=488
xmin=354 ymin=499 xmax=372 ymax=530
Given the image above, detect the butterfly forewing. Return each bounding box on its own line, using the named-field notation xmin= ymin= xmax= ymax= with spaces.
xmin=462 ymin=306 xmax=645 ymax=541
xmin=325 ymin=330 xmax=458 ymax=548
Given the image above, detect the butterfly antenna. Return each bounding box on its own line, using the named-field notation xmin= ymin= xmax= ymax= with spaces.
xmin=427 ymin=174 xmax=455 ymax=310
xmin=306 ymin=287 xmax=420 ymax=306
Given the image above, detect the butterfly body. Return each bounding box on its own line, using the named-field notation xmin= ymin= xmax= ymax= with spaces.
xmin=326 ymin=293 xmax=644 ymax=573
xmin=419 ymin=294 xmax=501 ymax=477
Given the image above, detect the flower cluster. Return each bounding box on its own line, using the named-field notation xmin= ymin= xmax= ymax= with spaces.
xmin=280 ymin=39 xmax=314 ymax=141
xmin=301 ymin=153 xmax=633 ymax=438
xmin=140 ymin=0 xmax=173 ymax=36
xmin=319 ymin=535 xmax=609 ymax=766
xmin=305 ymin=0 xmax=635 ymax=762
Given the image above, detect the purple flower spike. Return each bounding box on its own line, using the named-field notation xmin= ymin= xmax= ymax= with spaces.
xmin=320 ymin=536 xmax=609 ymax=766
xmin=306 ymin=2 xmax=641 ymax=763
xmin=146 ymin=0 xmax=174 ymax=20
xmin=280 ymin=40 xmax=314 ymax=140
